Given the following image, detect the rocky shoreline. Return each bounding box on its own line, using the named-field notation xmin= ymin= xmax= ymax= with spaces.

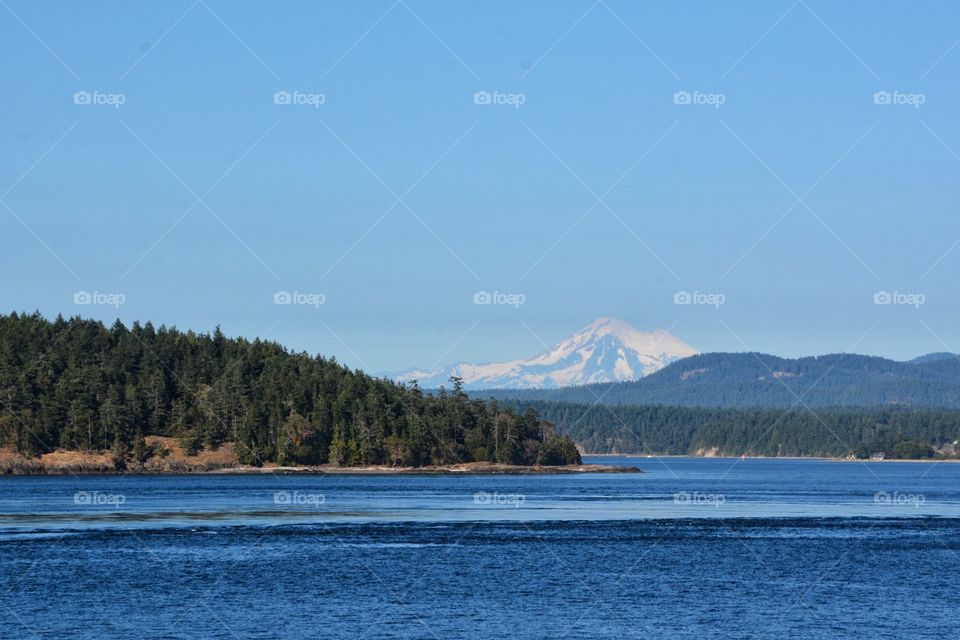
xmin=0 ymin=459 xmax=640 ymax=476
xmin=210 ymin=462 xmax=642 ymax=475
xmin=0 ymin=441 xmax=641 ymax=476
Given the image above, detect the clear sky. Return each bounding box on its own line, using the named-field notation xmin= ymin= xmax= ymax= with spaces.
xmin=2 ymin=1 xmax=959 ymax=372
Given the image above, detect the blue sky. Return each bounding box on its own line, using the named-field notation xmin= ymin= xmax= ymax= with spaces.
xmin=2 ymin=1 xmax=960 ymax=372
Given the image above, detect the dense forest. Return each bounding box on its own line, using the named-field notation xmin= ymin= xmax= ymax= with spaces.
xmin=484 ymin=352 xmax=960 ymax=409
xmin=0 ymin=313 xmax=581 ymax=468
xmin=499 ymin=400 xmax=960 ymax=458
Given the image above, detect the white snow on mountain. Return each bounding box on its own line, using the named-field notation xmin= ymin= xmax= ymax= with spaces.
xmin=392 ymin=317 xmax=698 ymax=390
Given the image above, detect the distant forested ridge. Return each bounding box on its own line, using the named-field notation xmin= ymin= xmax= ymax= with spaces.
xmin=497 ymin=400 xmax=960 ymax=458
xmin=482 ymin=352 xmax=960 ymax=409
xmin=0 ymin=313 xmax=581 ymax=468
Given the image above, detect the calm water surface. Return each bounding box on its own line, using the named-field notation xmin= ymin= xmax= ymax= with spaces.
xmin=0 ymin=457 xmax=956 ymax=638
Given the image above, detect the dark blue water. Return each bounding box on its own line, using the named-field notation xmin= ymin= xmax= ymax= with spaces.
xmin=1 ymin=457 xmax=957 ymax=638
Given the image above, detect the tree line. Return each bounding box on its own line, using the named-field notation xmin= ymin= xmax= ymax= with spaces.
xmin=497 ymin=400 xmax=960 ymax=459
xmin=0 ymin=313 xmax=581 ymax=468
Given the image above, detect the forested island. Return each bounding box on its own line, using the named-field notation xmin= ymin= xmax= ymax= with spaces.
xmin=0 ymin=313 xmax=583 ymax=473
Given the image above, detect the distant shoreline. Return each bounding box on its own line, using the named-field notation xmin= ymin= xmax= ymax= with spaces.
xmin=585 ymin=453 xmax=952 ymax=463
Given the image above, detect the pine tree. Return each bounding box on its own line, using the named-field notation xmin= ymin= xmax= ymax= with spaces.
xmin=111 ymin=429 xmax=127 ymax=470
xmin=132 ymin=427 xmax=148 ymax=464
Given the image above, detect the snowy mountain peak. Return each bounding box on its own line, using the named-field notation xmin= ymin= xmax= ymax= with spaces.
xmin=392 ymin=318 xmax=697 ymax=390
xmin=588 ymin=316 xmax=630 ymax=332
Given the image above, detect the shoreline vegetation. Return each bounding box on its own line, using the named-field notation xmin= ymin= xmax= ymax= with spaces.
xmin=2 ymin=436 xmax=948 ymax=476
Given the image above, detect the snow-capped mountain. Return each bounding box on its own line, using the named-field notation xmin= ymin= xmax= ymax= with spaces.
xmin=392 ymin=317 xmax=698 ymax=390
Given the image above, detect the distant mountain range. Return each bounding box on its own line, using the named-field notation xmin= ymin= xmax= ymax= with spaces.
xmin=480 ymin=351 xmax=960 ymax=409
xmin=391 ymin=318 xmax=697 ymax=390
